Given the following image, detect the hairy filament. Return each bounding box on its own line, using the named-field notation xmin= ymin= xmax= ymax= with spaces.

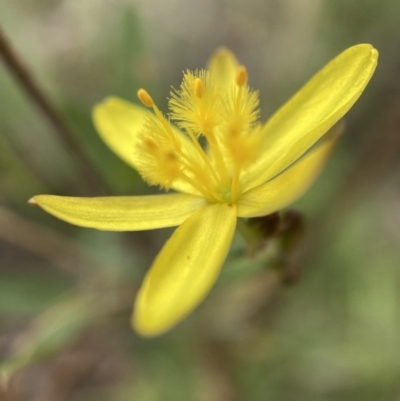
xmin=185 ymin=127 xmax=220 ymax=185
xmin=204 ymin=128 xmax=231 ymax=187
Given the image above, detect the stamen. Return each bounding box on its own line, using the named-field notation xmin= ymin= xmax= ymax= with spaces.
xmin=169 ymin=70 xmax=221 ymax=136
xmin=205 ymin=130 xmax=231 ymax=187
xmin=179 ymin=171 xmax=223 ymax=203
xmin=138 ymin=89 xmax=179 ymax=148
xmin=136 ymin=65 xmax=263 ymax=204
xmin=234 ymin=67 xmax=247 ymax=114
xmin=184 ymin=128 xmax=220 ymax=185
xmin=236 ymin=66 xmax=248 ymax=87
xmin=194 ymin=78 xmax=204 ymax=98
xmin=137 ymin=89 xmax=154 ymax=108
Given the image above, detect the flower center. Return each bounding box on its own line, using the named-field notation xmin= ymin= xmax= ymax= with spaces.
xmin=135 ymin=65 xmax=264 ymax=204
xmin=218 ymin=186 xmax=232 ymax=203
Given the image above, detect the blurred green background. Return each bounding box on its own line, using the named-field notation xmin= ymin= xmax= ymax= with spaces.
xmin=1 ymin=0 xmax=400 ymax=400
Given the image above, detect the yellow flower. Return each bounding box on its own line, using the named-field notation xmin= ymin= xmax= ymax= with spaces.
xmin=30 ymin=45 xmax=378 ymax=337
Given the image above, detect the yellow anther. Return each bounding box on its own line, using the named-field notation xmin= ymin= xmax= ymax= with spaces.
xmin=194 ymin=78 xmax=204 ymax=98
xmin=165 ymin=151 xmax=178 ymax=161
xmin=236 ymin=66 xmax=248 ymax=87
xmin=143 ymin=137 xmax=158 ymax=152
xmin=137 ymin=89 xmax=154 ymax=107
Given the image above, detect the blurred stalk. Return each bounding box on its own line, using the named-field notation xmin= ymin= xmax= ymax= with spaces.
xmin=0 ymin=27 xmax=109 ymax=196
xmin=335 ymin=100 xmax=400 ymax=200
xmin=201 ymin=339 xmax=239 ymax=401
xmin=0 ymin=287 xmax=132 ymax=388
xmin=312 ymin=100 xmax=400 ymax=240
xmin=1 ymin=134 xmax=74 ymax=195
xmin=300 ymin=98 xmax=400 ymax=270
xmin=0 ymin=206 xmax=96 ymax=279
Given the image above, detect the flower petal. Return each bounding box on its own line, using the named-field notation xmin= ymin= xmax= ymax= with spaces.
xmin=207 ymin=47 xmax=239 ymax=88
xmin=93 ymin=97 xmax=200 ymax=195
xmin=237 ymin=126 xmax=339 ymax=218
xmin=93 ymin=97 xmax=147 ymax=170
xmin=29 ymin=194 xmax=205 ymax=231
xmin=133 ymin=203 xmax=237 ymax=337
xmin=242 ymin=44 xmax=378 ymax=191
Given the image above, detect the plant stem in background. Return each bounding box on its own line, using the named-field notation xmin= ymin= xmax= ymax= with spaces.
xmin=0 ymin=27 xmax=109 ymax=195
xmin=0 ymin=206 xmax=95 ymax=279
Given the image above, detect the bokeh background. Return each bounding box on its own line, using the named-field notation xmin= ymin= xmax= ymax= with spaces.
xmin=1 ymin=0 xmax=400 ymax=400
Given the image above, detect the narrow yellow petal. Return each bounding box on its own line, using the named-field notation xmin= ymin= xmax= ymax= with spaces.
xmin=237 ymin=127 xmax=339 ymax=218
xmin=93 ymin=97 xmax=148 ymax=171
xmin=93 ymin=97 xmax=201 ymax=195
xmin=30 ymin=194 xmax=205 ymax=231
xmin=207 ymin=47 xmax=239 ymax=88
xmin=133 ymin=203 xmax=237 ymax=337
xmin=242 ymin=44 xmax=378 ymax=191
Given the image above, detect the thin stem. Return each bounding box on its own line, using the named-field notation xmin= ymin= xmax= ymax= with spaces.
xmin=0 ymin=27 xmax=109 ymax=195
xmin=0 ymin=206 xmax=94 ymax=278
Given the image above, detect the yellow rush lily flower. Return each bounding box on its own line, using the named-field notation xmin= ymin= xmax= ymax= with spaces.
xmin=29 ymin=44 xmax=378 ymax=337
